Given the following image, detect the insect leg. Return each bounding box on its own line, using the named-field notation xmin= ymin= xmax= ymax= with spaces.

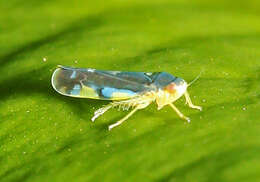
xmin=108 ymin=107 xmax=139 ymax=130
xmin=184 ymin=91 xmax=202 ymax=111
xmin=91 ymin=104 xmax=113 ymax=122
xmin=169 ymin=103 xmax=190 ymax=122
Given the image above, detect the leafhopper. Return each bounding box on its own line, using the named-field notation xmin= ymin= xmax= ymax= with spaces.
xmin=52 ymin=66 xmax=202 ymax=130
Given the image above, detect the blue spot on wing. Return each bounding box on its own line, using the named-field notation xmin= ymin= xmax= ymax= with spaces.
xmin=70 ymin=84 xmax=81 ymax=95
xmin=101 ymin=87 xmax=136 ymax=98
xmin=70 ymin=71 xmax=77 ymax=79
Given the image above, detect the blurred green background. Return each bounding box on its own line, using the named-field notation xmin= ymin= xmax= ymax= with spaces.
xmin=1 ymin=0 xmax=260 ymax=181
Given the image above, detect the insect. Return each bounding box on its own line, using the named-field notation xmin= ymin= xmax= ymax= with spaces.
xmin=51 ymin=65 xmax=202 ymax=130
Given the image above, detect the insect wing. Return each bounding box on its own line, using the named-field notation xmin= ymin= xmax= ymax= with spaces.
xmin=51 ymin=66 xmax=156 ymax=100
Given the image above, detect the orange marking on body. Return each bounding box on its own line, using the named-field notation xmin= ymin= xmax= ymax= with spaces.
xmin=165 ymin=83 xmax=176 ymax=94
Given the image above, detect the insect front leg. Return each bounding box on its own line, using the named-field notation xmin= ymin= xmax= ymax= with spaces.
xmin=184 ymin=91 xmax=202 ymax=111
xmin=169 ymin=103 xmax=190 ymax=123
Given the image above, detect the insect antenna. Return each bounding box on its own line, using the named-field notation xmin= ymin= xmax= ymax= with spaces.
xmin=188 ymin=71 xmax=203 ymax=87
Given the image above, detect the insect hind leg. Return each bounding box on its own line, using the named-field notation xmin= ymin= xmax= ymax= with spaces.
xmin=108 ymin=100 xmax=151 ymax=130
xmin=91 ymin=104 xmax=113 ymax=122
xmin=91 ymin=100 xmax=134 ymax=122
xmin=108 ymin=107 xmax=139 ymax=130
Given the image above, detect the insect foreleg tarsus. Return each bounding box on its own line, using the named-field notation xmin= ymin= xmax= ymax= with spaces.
xmin=184 ymin=91 xmax=202 ymax=111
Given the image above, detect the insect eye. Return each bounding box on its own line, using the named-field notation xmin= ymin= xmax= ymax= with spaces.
xmin=177 ymin=79 xmax=185 ymax=86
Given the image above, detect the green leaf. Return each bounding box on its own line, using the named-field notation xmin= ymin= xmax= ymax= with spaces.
xmin=1 ymin=0 xmax=260 ymax=181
